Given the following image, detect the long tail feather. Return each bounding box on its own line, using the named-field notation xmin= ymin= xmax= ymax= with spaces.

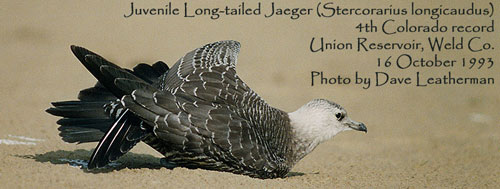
xmin=48 ymin=46 xmax=170 ymax=167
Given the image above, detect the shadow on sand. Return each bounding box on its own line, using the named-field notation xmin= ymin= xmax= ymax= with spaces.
xmin=18 ymin=149 xmax=308 ymax=177
xmin=17 ymin=149 xmax=164 ymax=173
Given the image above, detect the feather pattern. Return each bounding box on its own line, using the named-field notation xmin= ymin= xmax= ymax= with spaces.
xmin=47 ymin=56 xmax=170 ymax=166
xmin=48 ymin=41 xmax=300 ymax=178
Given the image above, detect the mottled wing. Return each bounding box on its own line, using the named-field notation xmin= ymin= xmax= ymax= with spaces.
xmin=160 ymin=40 xmax=240 ymax=91
xmin=120 ymin=78 xmax=274 ymax=166
xmin=116 ymin=41 xmax=291 ymax=177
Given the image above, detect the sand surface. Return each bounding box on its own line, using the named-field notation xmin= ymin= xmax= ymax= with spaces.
xmin=1 ymin=1 xmax=499 ymax=188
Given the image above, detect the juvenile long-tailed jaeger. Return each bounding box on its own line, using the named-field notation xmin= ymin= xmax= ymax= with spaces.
xmin=47 ymin=40 xmax=367 ymax=179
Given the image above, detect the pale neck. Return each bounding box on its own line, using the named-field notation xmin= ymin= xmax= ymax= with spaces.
xmin=287 ymin=105 xmax=345 ymax=164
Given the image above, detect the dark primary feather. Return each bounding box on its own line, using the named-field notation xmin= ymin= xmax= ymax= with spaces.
xmin=132 ymin=61 xmax=168 ymax=83
xmin=77 ymin=82 xmax=116 ymax=101
xmin=47 ymin=101 xmax=108 ymax=118
xmin=87 ymin=109 xmax=149 ymax=168
xmin=67 ymin=47 xmax=170 ymax=167
xmin=48 ymin=41 xmax=295 ymax=178
xmin=70 ymin=46 xmax=124 ymax=98
xmin=46 ymin=52 xmax=169 ymax=155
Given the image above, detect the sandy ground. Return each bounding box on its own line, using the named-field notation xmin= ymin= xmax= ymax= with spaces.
xmin=1 ymin=1 xmax=499 ymax=188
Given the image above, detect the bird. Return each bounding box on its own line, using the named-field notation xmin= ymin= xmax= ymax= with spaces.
xmin=46 ymin=40 xmax=367 ymax=179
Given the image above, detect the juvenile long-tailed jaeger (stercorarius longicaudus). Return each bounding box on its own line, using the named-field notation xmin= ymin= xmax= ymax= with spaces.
xmin=46 ymin=40 xmax=367 ymax=179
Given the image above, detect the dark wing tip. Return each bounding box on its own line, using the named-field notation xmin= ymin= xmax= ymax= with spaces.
xmin=45 ymin=107 xmax=57 ymax=115
xmin=70 ymin=45 xmax=90 ymax=57
xmin=70 ymin=45 xmax=77 ymax=51
xmin=152 ymin=61 xmax=170 ymax=72
xmin=87 ymin=159 xmax=104 ymax=169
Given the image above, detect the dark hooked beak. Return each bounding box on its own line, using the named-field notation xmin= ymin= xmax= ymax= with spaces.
xmin=348 ymin=120 xmax=367 ymax=133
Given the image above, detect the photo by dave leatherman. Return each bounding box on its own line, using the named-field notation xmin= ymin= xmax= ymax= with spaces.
xmin=46 ymin=40 xmax=367 ymax=179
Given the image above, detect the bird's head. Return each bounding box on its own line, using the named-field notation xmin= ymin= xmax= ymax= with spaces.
xmin=289 ymin=99 xmax=367 ymax=153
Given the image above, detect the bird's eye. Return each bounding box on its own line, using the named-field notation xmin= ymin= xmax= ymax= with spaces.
xmin=335 ymin=112 xmax=344 ymax=121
